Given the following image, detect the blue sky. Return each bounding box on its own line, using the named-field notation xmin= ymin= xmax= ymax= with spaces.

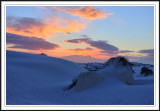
xmin=6 ymin=6 xmax=154 ymax=64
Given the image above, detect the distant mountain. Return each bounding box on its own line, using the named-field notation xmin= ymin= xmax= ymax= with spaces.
xmin=61 ymin=55 xmax=105 ymax=63
xmin=78 ymin=63 xmax=106 ymax=71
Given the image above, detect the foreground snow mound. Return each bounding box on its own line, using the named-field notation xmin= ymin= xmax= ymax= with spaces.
xmin=75 ymin=72 xmax=104 ymax=92
xmin=6 ymin=50 xmax=87 ymax=104
xmin=6 ymin=51 xmax=154 ymax=105
xmin=7 ymin=50 xmax=86 ymax=85
xmin=99 ymin=56 xmax=134 ymax=85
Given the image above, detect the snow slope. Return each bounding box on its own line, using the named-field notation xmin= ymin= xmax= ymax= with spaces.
xmin=6 ymin=50 xmax=154 ymax=105
xmin=6 ymin=50 xmax=87 ymax=105
xmin=131 ymin=62 xmax=154 ymax=77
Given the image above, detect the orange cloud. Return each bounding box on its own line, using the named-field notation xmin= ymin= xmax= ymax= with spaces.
xmin=6 ymin=6 xmax=113 ymax=40
xmin=6 ymin=16 xmax=86 ymax=40
xmin=53 ymin=6 xmax=113 ymax=20
xmin=67 ymin=47 xmax=94 ymax=56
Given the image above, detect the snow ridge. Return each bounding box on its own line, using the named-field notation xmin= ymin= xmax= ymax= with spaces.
xmin=6 ymin=50 xmax=154 ymax=105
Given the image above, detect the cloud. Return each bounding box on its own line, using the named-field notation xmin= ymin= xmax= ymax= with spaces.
xmin=123 ymin=49 xmax=154 ymax=64
xmin=64 ymin=38 xmax=91 ymax=44
xmin=6 ymin=33 xmax=59 ymax=50
xmin=137 ymin=49 xmax=154 ymax=61
xmin=125 ymin=55 xmax=154 ymax=65
xmin=53 ymin=6 xmax=113 ymax=20
xmin=88 ymin=40 xmax=119 ymax=52
xmin=64 ymin=37 xmax=119 ymax=55
xmin=7 ymin=6 xmax=114 ymax=40
xmin=138 ymin=49 xmax=154 ymax=55
xmin=119 ymin=50 xmax=134 ymax=53
xmin=6 ymin=16 xmax=86 ymax=39
xmin=100 ymin=50 xmax=119 ymax=54
xmin=68 ymin=48 xmax=93 ymax=52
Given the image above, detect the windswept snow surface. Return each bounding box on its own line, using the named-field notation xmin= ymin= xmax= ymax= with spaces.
xmin=6 ymin=50 xmax=154 ymax=105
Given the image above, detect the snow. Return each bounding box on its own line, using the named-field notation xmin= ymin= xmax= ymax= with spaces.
xmin=132 ymin=63 xmax=154 ymax=78
xmin=6 ymin=50 xmax=154 ymax=105
xmin=6 ymin=50 xmax=87 ymax=105
xmin=75 ymin=72 xmax=104 ymax=92
xmin=98 ymin=57 xmax=134 ymax=84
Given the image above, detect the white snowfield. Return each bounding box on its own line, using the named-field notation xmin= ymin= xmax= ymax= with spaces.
xmin=6 ymin=50 xmax=154 ymax=105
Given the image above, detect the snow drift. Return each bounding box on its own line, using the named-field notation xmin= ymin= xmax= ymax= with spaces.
xmin=6 ymin=50 xmax=87 ymax=104
xmin=99 ymin=56 xmax=134 ymax=85
xmin=6 ymin=51 xmax=154 ymax=105
xmin=7 ymin=50 xmax=86 ymax=85
xmin=75 ymin=72 xmax=104 ymax=92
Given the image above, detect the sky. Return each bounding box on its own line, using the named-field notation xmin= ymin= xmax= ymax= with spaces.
xmin=6 ymin=6 xmax=154 ymax=64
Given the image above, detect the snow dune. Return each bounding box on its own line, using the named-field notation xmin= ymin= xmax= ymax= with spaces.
xmin=6 ymin=50 xmax=86 ymax=104
xmin=6 ymin=50 xmax=154 ymax=105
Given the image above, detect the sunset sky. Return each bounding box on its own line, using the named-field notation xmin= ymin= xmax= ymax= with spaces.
xmin=6 ymin=6 xmax=154 ymax=64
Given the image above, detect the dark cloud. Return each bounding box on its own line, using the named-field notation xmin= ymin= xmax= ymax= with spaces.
xmin=64 ymin=37 xmax=119 ymax=55
xmin=138 ymin=49 xmax=154 ymax=57
xmin=7 ymin=16 xmax=44 ymax=30
xmin=125 ymin=55 xmax=154 ymax=65
xmin=119 ymin=50 xmax=134 ymax=53
xmin=86 ymin=48 xmax=93 ymax=50
xmin=124 ymin=49 xmax=154 ymax=65
xmin=64 ymin=38 xmax=91 ymax=44
xmin=138 ymin=49 xmax=154 ymax=54
xmin=6 ymin=33 xmax=59 ymax=50
xmin=88 ymin=40 xmax=119 ymax=52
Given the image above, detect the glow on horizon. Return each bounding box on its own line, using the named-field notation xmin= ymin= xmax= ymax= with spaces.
xmin=6 ymin=6 xmax=154 ymax=64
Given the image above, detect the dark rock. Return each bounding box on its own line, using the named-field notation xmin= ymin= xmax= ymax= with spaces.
xmin=40 ymin=53 xmax=47 ymax=56
xmin=68 ymin=79 xmax=77 ymax=90
xmin=141 ymin=67 xmax=153 ymax=76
